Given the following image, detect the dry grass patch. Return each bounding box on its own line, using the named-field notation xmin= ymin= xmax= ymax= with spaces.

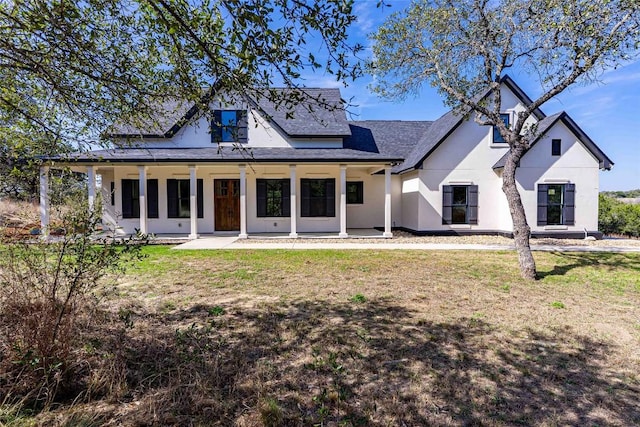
xmin=5 ymin=248 xmax=640 ymax=426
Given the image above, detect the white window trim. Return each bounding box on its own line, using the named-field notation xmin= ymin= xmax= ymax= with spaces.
xmin=544 ymin=225 xmax=569 ymax=230
xmin=450 ymin=224 xmax=472 ymax=229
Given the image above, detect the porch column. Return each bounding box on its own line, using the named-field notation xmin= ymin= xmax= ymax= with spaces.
xmin=39 ymin=166 xmax=50 ymax=238
xmin=384 ymin=165 xmax=393 ymax=238
xmin=138 ymin=165 xmax=147 ymax=235
xmin=239 ymin=164 xmax=248 ymax=238
xmin=188 ymin=165 xmax=198 ymax=239
xmin=339 ymin=164 xmax=348 ymax=238
xmin=87 ymin=165 xmax=96 ymax=212
xmin=289 ymin=165 xmax=298 ymax=238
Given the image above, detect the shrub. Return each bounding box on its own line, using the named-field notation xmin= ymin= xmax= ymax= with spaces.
xmin=599 ymin=194 xmax=640 ymax=237
xmin=0 ymin=201 xmax=146 ymax=408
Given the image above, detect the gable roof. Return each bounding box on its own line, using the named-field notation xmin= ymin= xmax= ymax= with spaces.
xmin=108 ymin=98 xmax=197 ymax=138
xmin=492 ymin=111 xmax=614 ymax=170
xmin=393 ymin=75 xmax=548 ymax=174
xmin=108 ymin=88 xmax=351 ymax=139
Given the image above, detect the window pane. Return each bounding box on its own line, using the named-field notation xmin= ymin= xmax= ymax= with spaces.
xmin=178 ymin=180 xmax=191 ymax=218
xmin=493 ymin=113 xmax=509 ymax=143
xmin=266 ymin=180 xmax=283 ymax=216
xmin=221 ymin=111 xmax=237 ymax=142
xmin=452 ymin=186 xmax=467 ymax=205
xmin=546 ymin=184 xmax=564 ymax=225
xmin=547 ymin=185 xmax=563 ymax=204
xmin=347 ymin=181 xmax=363 ymax=204
xmin=547 ymin=205 xmax=562 ymax=225
xmin=302 ymin=179 xmax=334 ymax=217
xmin=452 ymin=207 xmax=467 ymax=224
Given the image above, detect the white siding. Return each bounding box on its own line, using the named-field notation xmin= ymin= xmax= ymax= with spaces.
xmin=122 ymin=110 xmax=342 ymax=149
xmin=401 ymin=83 xmax=602 ymax=234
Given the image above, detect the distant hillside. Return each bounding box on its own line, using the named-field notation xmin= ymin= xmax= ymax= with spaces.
xmin=601 ymin=189 xmax=640 ymax=199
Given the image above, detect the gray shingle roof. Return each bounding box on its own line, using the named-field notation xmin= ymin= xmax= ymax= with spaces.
xmin=344 ymin=121 xmax=433 ymax=157
xmin=393 ymin=109 xmax=464 ymax=173
xmin=492 ymin=112 xmax=613 ymax=170
xmin=58 ymin=76 xmax=612 ymax=171
xmin=108 ymin=88 xmax=351 ymax=138
xmin=109 ymin=99 xmax=195 ymax=137
xmin=60 ymin=147 xmax=402 ymax=163
xmin=253 ymin=88 xmax=351 ymax=137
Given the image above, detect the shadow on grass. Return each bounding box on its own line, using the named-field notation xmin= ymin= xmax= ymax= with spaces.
xmin=537 ymin=252 xmax=640 ymax=279
xmin=26 ymin=298 xmax=640 ymax=426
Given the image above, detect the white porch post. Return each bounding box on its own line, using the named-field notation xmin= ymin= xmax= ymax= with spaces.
xmin=384 ymin=165 xmax=393 ymax=238
xmin=339 ymin=164 xmax=348 ymax=238
xmin=239 ymin=164 xmax=248 ymax=238
xmin=188 ymin=165 xmax=198 ymax=239
xmin=289 ymin=165 xmax=298 ymax=238
xmin=87 ymin=165 xmax=96 ymax=211
xmin=39 ymin=166 xmax=50 ymax=238
xmin=138 ymin=165 xmax=147 ymax=235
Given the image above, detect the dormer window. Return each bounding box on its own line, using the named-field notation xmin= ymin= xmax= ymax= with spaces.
xmin=211 ymin=110 xmax=248 ymax=143
xmin=493 ymin=113 xmax=510 ymax=143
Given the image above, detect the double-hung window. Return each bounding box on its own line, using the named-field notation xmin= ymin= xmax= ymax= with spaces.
xmin=346 ymin=181 xmax=364 ymax=204
xmin=442 ymin=185 xmax=478 ymax=225
xmin=257 ymin=179 xmax=290 ymax=217
xmin=121 ymin=179 xmax=158 ymax=219
xmin=301 ymin=178 xmax=335 ymax=217
xmin=537 ymin=183 xmax=575 ymax=226
xmin=167 ymin=179 xmax=203 ymax=219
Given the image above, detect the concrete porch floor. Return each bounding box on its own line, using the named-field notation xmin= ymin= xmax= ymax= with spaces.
xmin=152 ymin=228 xmax=386 ymax=241
xmin=168 ymin=228 xmax=387 ymax=250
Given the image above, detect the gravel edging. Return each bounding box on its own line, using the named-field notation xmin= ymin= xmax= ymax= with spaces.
xmin=237 ymin=231 xmax=640 ymax=248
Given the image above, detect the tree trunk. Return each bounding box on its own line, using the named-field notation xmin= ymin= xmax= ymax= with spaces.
xmin=502 ymin=143 xmax=537 ymax=280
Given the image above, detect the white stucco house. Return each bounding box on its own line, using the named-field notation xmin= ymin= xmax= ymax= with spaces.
xmin=40 ymin=76 xmax=613 ymax=239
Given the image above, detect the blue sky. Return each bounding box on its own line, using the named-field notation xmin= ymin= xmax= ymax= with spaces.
xmin=300 ymin=1 xmax=640 ymax=191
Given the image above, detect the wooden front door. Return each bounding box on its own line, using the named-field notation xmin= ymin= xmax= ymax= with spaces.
xmin=214 ymin=179 xmax=240 ymax=231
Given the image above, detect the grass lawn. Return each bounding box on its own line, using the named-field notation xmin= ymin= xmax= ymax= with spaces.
xmin=8 ymin=248 xmax=640 ymax=426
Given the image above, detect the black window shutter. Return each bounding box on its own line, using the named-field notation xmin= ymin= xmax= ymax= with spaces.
xmin=122 ymin=179 xmax=133 ymax=218
xmin=537 ymin=184 xmax=548 ymax=226
xmin=326 ymin=179 xmax=336 ymax=217
xmin=301 ymin=180 xmax=310 ymax=217
xmin=442 ymin=185 xmax=453 ymax=225
xmin=147 ymin=179 xmax=159 ymax=219
xmin=282 ymin=180 xmax=291 ymax=217
xmin=197 ymin=179 xmax=204 ymax=218
xmin=237 ymin=110 xmax=248 ymax=143
xmin=563 ymin=183 xmax=575 ymax=225
xmin=110 ymin=182 xmax=115 ymax=206
xmin=211 ymin=110 xmax=222 ymax=143
xmin=468 ymin=185 xmax=479 ymax=225
xmin=256 ymin=179 xmax=267 ymax=217
xmin=167 ymin=179 xmax=178 ymax=218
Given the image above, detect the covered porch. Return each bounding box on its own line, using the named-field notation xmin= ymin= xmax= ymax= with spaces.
xmin=39 ymin=160 xmax=396 ymax=240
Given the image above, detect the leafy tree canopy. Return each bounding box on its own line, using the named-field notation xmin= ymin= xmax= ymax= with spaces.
xmin=0 ymin=0 xmax=362 ymax=197
xmin=369 ymin=0 xmax=640 ymax=279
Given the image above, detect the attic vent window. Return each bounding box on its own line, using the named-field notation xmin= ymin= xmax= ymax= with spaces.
xmin=211 ymin=110 xmax=248 ymax=143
